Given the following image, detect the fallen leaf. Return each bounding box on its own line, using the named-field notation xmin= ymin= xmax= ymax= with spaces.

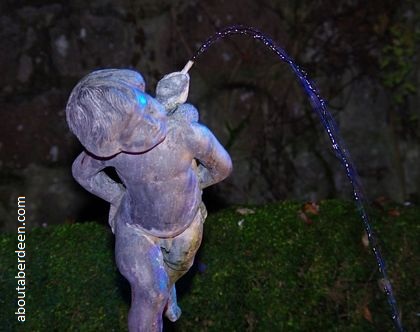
xmin=373 ymin=196 xmax=389 ymax=209
xmin=363 ymin=306 xmax=373 ymax=323
xmin=298 ymin=210 xmax=313 ymax=225
xmin=244 ymin=250 xmax=252 ymax=257
xmin=236 ymin=207 xmax=255 ymax=215
xmin=303 ymin=201 xmax=319 ymax=215
xmin=387 ymin=208 xmax=400 ymax=217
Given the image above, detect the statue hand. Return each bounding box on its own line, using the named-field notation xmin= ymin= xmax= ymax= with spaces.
xmin=109 ymin=189 xmax=125 ymax=233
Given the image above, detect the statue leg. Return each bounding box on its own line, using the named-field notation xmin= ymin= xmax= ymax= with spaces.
xmin=161 ymin=207 xmax=205 ymax=321
xmin=115 ymin=222 xmax=170 ymax=332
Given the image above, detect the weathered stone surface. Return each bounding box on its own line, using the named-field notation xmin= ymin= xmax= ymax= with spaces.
xmin=0 ymin=164 xmax=96 ymax=231
xmin=0 ymin=0 xmax=419 ymax=230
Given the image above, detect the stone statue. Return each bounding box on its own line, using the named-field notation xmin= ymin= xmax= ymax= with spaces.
xmin=65 ymin=67 xmax=232 ymax=331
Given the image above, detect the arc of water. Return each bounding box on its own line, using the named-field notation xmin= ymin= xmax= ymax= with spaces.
xmin=186 ymin=25 xmax=404 ymax=332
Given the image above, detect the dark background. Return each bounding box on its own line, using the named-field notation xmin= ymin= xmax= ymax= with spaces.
xmin=0 ymin=0 xmax=419 ymax=230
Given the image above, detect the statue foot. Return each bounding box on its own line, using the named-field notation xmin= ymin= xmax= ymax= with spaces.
xmin=165 ymin=302 xmax=182 ymax=322
xmin=165 ymin=285 xmax=182 ymax=322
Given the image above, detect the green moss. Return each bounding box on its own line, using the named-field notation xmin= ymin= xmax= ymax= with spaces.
xmin=0 ymin=223 xmax=128 ymax=331
xmin=0 ymin=200 xmax=418 ymax=331
xmin=174 ymin=200 xmax=419 ymax=331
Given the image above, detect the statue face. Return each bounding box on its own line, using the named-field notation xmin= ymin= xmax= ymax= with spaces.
xmin=119 ymin=90 xmax=168 ymax=153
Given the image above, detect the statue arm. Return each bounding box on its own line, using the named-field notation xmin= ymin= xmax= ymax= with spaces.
xmin=191 ymin=124 xmax=233 ymax=189
xmin=72 ymin=151 xmax=125 ymax=204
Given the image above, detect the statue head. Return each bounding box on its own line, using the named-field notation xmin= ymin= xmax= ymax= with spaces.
xmin=66 ymin=69 xmax=167 ymax=157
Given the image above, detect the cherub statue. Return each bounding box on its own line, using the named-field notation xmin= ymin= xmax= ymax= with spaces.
xmin=65 ymin=67 xmax=232 ymax=331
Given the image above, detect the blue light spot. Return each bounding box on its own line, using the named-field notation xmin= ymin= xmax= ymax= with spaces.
xmin=138 ymin=94 xmax=147 ymax=106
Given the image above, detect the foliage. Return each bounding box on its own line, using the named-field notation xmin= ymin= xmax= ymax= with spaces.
xmin=378 ymin=2 xmax=420 ymax=106
xmin=0 ymin=200 xmax=418 ymax=331
xmin=379 ymin=24 xmax=417 ymax=105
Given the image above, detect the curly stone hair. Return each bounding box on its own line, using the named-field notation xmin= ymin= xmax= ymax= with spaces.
xmin=66 ymin=69 xmax=146 ymax=157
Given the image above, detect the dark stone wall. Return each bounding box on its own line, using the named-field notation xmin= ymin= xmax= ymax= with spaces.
xmin=1 ymin=0 xmax=419 ymax=230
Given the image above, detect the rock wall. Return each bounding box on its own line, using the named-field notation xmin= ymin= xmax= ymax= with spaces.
xmin=1 ymin=0 xmax=419 ymax=230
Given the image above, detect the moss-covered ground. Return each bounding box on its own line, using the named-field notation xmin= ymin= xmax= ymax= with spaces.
xmin=0 ymin=200 xmax=418 ymax=331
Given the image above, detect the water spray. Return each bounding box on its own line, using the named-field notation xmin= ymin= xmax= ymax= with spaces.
xmin=183 ymin=25 xmax=404 ymax=332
